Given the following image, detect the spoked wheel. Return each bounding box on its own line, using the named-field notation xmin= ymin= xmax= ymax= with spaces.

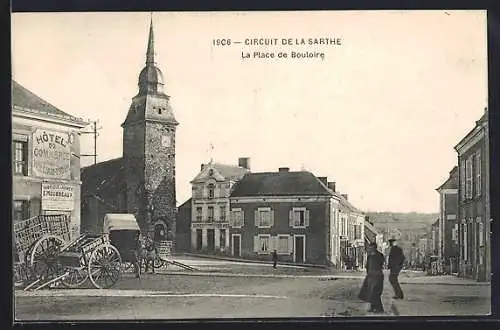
xmin=152 ymin=258 xmax=165 ymax=269
xmin=61 ymin=266 xmax=89 ymax=288
xmin=88 ymin=244 xmax=122 ymax=289
xmin=29 ymin=235 xmax=66 ymax=280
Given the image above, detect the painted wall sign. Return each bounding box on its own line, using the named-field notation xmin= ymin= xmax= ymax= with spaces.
xmin=41 ymin=183 xmax=75 ymax=211
xmin=32 ymin=129 xmax=71 ymax=179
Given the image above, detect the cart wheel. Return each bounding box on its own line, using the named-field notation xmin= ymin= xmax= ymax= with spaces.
xmin=88 ymin=244 xmax=122 ymax=289
xmin=61 ymin=267 xmax=89 ymax=288
xmin=29 ymin=235 xmax=66 ymax=280
xmin=153 ymin=258 xmax=165 ymax=269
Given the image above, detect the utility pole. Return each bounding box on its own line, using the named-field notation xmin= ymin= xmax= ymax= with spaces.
xmin=80 ymin=120 xmax=102 ymax=165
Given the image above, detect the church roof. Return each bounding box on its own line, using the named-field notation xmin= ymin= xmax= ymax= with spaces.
xmin=12 ymin=80 xmax=87 ymax=126
xmin=230 ymin=171 xmax=331 ymax=197
xmin=81 ymin=158 xmax=125 ymax=196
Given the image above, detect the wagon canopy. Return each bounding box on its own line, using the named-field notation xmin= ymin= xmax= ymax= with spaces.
xmin=103 ymin=214 xmax=140 ymax=233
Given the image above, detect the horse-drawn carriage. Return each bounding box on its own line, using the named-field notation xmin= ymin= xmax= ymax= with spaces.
xmin=14 ymin=213 xmax=141 ymax=290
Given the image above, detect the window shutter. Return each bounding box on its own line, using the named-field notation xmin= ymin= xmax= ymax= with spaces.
xmin=269 ymin=236 xmax=275 ymax=252
xmin=270 ymin=210 xmax=275 ymax=227
xmin=289 ymin=209 xmax=294 ymax=227
xmin=305 ymin=209 xmax=310 ymax=227
xmin=288 ymin=236 xmax=293 ymax=254
xmin=229 ymin=211 xmax=234 ymax=226
xmin=241 ymin=210 xmax=245 ymax=226
xmin=254 ymin=236 xmax=259 ymax=253
xmin=254 ymin=210 xmax=259 ymax=227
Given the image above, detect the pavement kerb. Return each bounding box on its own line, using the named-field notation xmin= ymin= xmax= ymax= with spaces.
xmin=178 ymin=253 xmax=329 ymax=269
xmin=154 ymin=271 xmax=490 ymax=285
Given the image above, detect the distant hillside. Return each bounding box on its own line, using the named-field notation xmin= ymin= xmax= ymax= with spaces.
xmin=366 ymin=212 xmax=439 ymax=253
xmin=366 ymin=212 xmax=439 ymax=231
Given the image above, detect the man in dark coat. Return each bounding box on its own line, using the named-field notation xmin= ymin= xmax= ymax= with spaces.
xmin=272 ymin=250 xmax=278 ymax=269
xmin=388 ymin=238 xmax=405 ymax=299
xmin=360 ymin=242 xmax=385 ymax=313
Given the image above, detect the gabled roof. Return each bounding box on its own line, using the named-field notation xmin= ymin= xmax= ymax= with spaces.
xmin=191 ymin=162 xmax=249 ymax=183
xmin=12 ymin=80 xmax=87 ymax=126
xmin=81 ymin=158 xmax=125 ymax=196
xmin=436 ymin=166 xmax=458 ymax=191
xmin=230 ymin=171 xmax=331 ymax=197
xmin=454 ymin=109 xmax=488 ymax=152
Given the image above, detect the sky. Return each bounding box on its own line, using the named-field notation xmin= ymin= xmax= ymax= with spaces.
xmin=11 ymin=11 xmax=487 ymax=213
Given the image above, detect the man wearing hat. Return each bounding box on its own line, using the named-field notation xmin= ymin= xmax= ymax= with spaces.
xmin=388 ymin=238 xmax=405 ymax=299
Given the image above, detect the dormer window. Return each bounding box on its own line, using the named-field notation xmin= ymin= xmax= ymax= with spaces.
xmin=158 ymin=108 xmax=162 ymax=115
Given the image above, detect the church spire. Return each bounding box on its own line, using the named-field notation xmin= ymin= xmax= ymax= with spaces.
xmin=146 ymin=13 xmax=156 ymax=66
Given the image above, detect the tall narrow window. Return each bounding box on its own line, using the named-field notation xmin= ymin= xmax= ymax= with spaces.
xmin=258 ymin=209 xmax=271 ymax=227
xmin=465 ymin=157 xmax=473 ymax=199
xmin=231 ymin=209 xmax=243 ymax=227
xmin=220 ymin=205 xmax=226 ymax=222
xmin=207 ymin=184 xmax=215 ymax=199
xmin=460 ymin=160 xmax=466 ymax=201
xmin=196 ymin=207 xmax=202 ymax=222
xmin=207 ymin=206 xmax=214 ymax=222
xmin=12 ymin=140 xmax=28 ymax=176
xmin=476 ymin=152 xmax=482 ymax=197
xmin=294 ymin=210 xmax=305 ymax=226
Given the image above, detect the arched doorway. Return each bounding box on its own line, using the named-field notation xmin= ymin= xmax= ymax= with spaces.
xmin=153 ymin=222 xmax=167 ymax=242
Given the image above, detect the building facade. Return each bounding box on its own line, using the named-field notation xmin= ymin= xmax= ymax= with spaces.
xmin=189 ymin=159 xmax=250 ymax=253
xmin=12 ymin=80 xmax=87 ymax=241
xmin=81 ymin=19 xmax=178 ymax=245
xmin=436 ymin=166 xmax=459 ymax=274
xmin=454 ymin=109 xmax=490 ymax=281
xmin=228 ymin=169 xmax=342 ymax=266
xmin=175 ymin=198 xmax=192 ymax=252
xmin=323 ymin=180 xmax=365 ymax=270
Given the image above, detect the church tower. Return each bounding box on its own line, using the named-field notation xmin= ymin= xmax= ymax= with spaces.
xmin=121 ymin=17 xmax=178 ymax=241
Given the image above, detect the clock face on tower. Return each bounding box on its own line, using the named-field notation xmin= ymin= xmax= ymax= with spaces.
xmin=161 ymin=135 xmax=171 ymax=147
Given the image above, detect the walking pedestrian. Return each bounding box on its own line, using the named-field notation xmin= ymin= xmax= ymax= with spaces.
xmin=388 ymin=238 xmax=405 ymax=299
xmin=272 ymin=250 xmax=278 ymax=269
xmin=364 ymin=242 xmax=385 ymax=313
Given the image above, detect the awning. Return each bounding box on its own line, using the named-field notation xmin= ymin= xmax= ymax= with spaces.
xmin=103 ymin=213 xmax=140 ymax=233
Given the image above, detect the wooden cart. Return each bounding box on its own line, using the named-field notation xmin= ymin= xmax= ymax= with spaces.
xmin=15 ymin=213 xmax=141 ymax=290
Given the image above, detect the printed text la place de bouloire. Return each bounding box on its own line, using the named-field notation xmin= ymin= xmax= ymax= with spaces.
xmin=212 ymin=37 xmax=343 ymax=61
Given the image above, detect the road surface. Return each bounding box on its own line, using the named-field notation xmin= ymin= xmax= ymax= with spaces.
xmin=15 ymin=270 xmax=490 ymax=320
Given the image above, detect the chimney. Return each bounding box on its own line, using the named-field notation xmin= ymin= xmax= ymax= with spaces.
xmin=318 ymin=177 xmax=328 ymax=186
xmin=238 ymin=157 xmax=250 ymax=170
xmin=278 ymin=167 xmax=289 ymax=173
xmin=341 ymin=194 xmax=348 ymax=200
xmin=327 ymin=181 xmax=336 ymax=192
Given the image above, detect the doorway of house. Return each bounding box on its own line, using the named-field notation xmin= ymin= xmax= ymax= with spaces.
xmin=207 ymin=229 xmax=215 ymax=251
xmin=196 ymin=229 xmax=203 ymax=250
xmin=232 ymin=234 xmax=241 ymax=257
xmin=294 ymin=235 xmax=305 ymax=263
